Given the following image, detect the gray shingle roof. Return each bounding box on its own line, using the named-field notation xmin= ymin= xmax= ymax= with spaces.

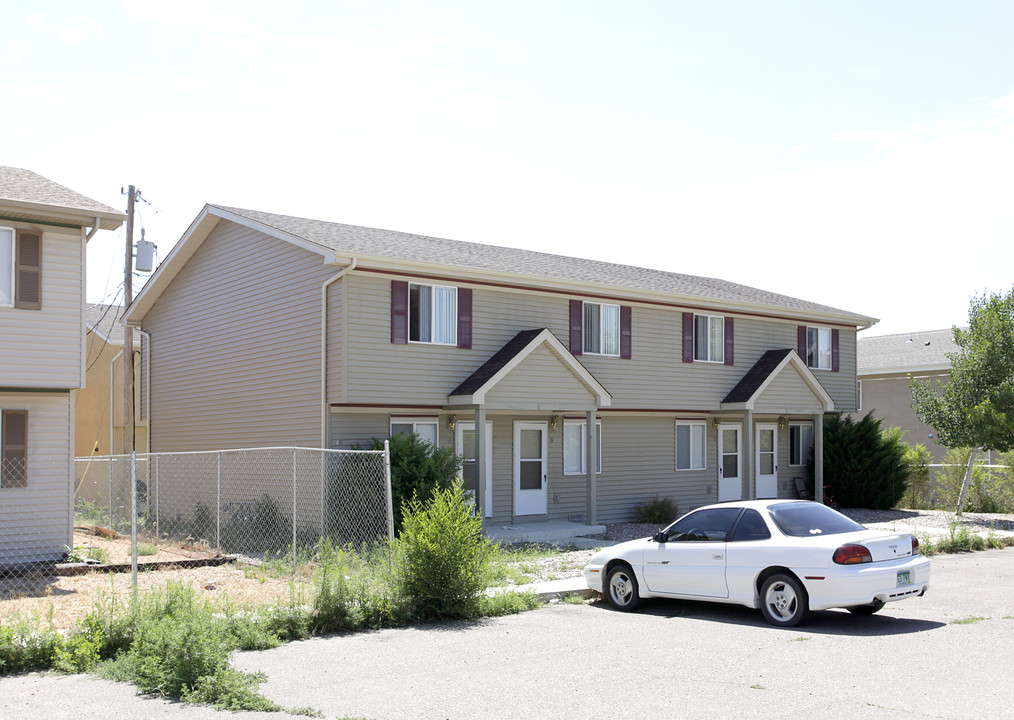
xmin=857 ymin=328 xmax=960 ymax=373
xmin=215 ymin=205 xmax=871 ymax=322
xmin=722 ymin=349 xmax=795 ymax=404
xmin=86 ymin=303 xmax=127 ymax=345
xmin=0 ymin=166 xmax=122 ymax=217
xmin=450 ymin=329 xmax=546 ymax=397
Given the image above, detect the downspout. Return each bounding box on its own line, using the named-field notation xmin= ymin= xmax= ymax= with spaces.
xmin=138 ymin=329 xmax=152 ymax=453
xmin=321 ymin=258 xmax=358 ymax=447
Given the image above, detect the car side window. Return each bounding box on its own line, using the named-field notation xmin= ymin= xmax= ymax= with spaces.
xmin=666 ymin=507 xmax=742 ymax=542
xmin=730 ymin=509 xmax=771 ymax=542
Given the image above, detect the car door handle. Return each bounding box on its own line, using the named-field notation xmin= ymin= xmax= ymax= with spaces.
xmin=713 ymin=554 xmax=724 ymax=560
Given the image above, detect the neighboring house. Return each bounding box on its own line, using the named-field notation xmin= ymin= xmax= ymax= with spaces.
xmin=0 ymin=166 xmax=124 ymax=563
xmin=76 ymin=303 xmax=149 ymax=458
xmin=856 ymin=328 xmax=975 ymax=464
xmin=124 ymin=205 xmax=874 ymax=525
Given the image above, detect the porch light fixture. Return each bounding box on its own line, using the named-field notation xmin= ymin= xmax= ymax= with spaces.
xmin=550 ymin=416 xmax=559 ymax=431
xmin=712 ymin=418 xmax=721 ymax=429
xmin=778 ymin=416 xmax=788 ymax=430
xmin=447 ymin=415 xmax=456 ymax=431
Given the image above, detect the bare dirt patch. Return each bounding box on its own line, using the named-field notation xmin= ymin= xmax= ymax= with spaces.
xmin=1 ymin=528 xmax=312 ymax=631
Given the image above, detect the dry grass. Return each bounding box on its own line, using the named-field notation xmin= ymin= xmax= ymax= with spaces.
xmin=1 ymin=529 xmax=314 ymax=631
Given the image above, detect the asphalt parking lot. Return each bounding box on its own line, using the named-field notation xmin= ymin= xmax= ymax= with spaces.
xmin=3 ymin=549 xmax=1013 ymax=720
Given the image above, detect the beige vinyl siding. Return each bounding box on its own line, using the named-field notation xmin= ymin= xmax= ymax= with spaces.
xmin=0 ymin=392 xmax=73 ymax=563
xmin=753 ymin=364 xmax=827 ymax=414
xmin=329 ymin=413 xmax=391 ymax=450
xmin=143 ymin=223 xmax=338 ymax=451
xmin=343 ymin=274 xmax=859 ymax=413
xmin=483 ymin=345 xmax=597 ymax=411
xmin=0 ymin=228 xmax=84 ymax=389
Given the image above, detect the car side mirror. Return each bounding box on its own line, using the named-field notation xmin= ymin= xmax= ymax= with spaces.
xmin=653 ymin=530 xmax=668 ymax=544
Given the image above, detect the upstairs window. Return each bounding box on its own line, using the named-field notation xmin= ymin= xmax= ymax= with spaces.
xmin=1 ymin=229 xmax=41 ymax=310
xmin=409 ymin=283 xmax=457 ymax=345
xmin=694 ymin=314 xmax=725 ymax=363
xmin=583 ymin=302 xmax=620 ymax=356
xmin=807 ymin=327 xmax=832 ymax=370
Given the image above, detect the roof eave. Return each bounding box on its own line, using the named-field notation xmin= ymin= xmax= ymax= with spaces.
xmin=0 ymin=198 xmax=125 ymax=232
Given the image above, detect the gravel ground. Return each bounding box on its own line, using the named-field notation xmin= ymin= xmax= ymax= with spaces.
xmin=511 ymin=507 xmax=1014 ymax=586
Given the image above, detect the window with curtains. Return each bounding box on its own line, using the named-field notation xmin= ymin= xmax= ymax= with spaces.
xmin=807 ymin=327 xmax=832 ymax=370
xmin=563 ymin=420 xmax=602 ymax=474
xmin=675 ymin=421 xmax=706 ymax=470
xmin=390 ymin=418 xmax=439 ymax=446
xmin=789 ymin=423 xmax=813 ymax=466
xmin=0 ymin=228 xmax=41 ymax=310
xmin=583 ymin=302 xmax=620 ymax=356
xmin=409 ymin=283 xmax=457 ymax=345
xmin=694 ymin=314 xmax=725 ymax=363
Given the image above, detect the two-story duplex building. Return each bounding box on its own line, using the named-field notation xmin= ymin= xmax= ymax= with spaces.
xmin=124 ymin=205 xmax=874 ymax=525
xmin=0 ymin=166 xmax=124 ymax=563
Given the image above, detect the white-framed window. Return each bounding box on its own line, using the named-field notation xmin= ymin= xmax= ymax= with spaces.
xmin=675 ymin=421 xmax=706 ymax=470
xmin=583 ymin=302 xmax=620 ymax=356
xmin=0 ymin=227 xmax=14 ymax=307
xmin=409 ymin=283 xmax=457 ymax=345
xmin=390 ymin=417 xmax=439 ymax=446
xmin=807 ymin=327 xmax=832 ymax=370
xmin=694 ymin=314 xmax=724 ymax=363
xmin=563 ymin=420 xmax=602 ymax=474
xmin=789 ymin=423 xmax=813 ymax=466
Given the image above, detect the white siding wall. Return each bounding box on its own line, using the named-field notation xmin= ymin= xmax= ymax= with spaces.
xmin=0 ymin=392 xmax=73 ymax=562
xmin=143 ymin=224 xmax=339 ymax=451
xmin=0 ymin=228 xmax=84 ymax=388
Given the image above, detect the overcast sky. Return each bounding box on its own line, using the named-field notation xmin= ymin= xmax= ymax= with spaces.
xmin=4 ymin=1 xmax=1013 ymax=336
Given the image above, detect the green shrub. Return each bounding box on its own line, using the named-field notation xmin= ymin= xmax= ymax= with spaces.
xmin=819 ymin=414 xmax=911 ymax=509
xmin=370 ymin=433 xmax=463 ymax=535
xmin=634 ymin=497 xmax=680 ymax=525
xmin=932 ymin=448 xmax=1014 ymax=513
xmin=900 ymin=443 xmax=932 ymax=509
xmin=394 ymin=482 xmax=497 ymax=620
xmin=0 ymin=614 xmax=64 ymax=674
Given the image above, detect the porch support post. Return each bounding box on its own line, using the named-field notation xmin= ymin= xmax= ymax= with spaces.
xmin=475 ymin=406 xmax=488 ymax=518
xmin=814 ymin=412 xmax=824 ymax=503
xmin=743 ymin=410 xmax=754 ymax=500
xmin=585 ymin=410 xmax=597 ymax=525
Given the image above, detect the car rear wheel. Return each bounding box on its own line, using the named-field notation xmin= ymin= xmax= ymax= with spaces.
xmin=605 ymin=565 xmax=642 ymax=612
xmin=760 ymin=573 xmax=810 ymax=627
xmin=847 ymin=598 xmax=885 ymax=615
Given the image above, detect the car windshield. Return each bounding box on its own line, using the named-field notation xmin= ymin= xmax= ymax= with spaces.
xmin=767 ymin=502 xmax=864 ymax=537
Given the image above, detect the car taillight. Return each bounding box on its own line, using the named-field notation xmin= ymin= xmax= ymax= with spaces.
xmin=911 ymin=535 xmax=920 ymax=555
xmin=833 ymin=544 xmax=873 ymax=565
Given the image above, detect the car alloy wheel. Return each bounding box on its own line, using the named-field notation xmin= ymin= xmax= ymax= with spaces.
xmin=605 ymin=564 xmax=642 ymax=612
xmin=760 ymin=573 xmax=810 ymax=627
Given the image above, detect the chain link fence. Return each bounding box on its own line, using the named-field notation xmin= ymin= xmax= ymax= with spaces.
xmin=2 ymin=446 xmax=392 ymax=629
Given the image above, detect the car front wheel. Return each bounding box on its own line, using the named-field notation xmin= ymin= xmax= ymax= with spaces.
xmin=605 ymin=564 xmax=642 ymax=612
xmin=760 ymin=573 xmax=810 ymax=627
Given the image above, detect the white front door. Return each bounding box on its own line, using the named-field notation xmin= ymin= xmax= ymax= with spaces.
xmin=756 ymin=424 xmax=778 ymax=499
xmin=718 ymin=423 xmax=742 ymax=502
xmin=514 ymin=422 xmax=547 ymax=516
xmin=456 ymin=421 xmax=493 ymax=518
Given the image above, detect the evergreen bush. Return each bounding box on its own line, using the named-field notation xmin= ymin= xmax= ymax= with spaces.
xmin=819 ymin=413 xmax=911 ymax=510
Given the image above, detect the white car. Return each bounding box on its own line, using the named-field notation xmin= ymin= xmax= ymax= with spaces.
xmin=583 ymin=499 xmax=930 ymax=626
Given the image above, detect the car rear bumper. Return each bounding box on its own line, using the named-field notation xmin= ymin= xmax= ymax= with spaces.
xmin=805 ymin=554 xmax=930 ymax=610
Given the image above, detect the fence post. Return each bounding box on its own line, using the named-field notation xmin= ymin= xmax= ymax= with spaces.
xmin=154 ymin=453 xmax=159 ymax=540
xmin=130 ymin=451 xmax=138 ymax=600
xmin=384 ymin=439 xmax=394 ymax=542
xmin=216 ymin=451 xmax=222 ymax=555
xmin=292 ymin=448 xmax=298 ymax=573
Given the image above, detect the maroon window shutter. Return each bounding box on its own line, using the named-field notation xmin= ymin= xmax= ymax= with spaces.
xmin=569 ymin=300 xmax=583 ymax=355
xmin=682 ymin=312 xmax=694 ymax=363
xmin=831 ymin=328 xmax=840 ymax=372
xmin=620 ymin=306 xmax=632 ymax=359
xmin=15 ymin=231 xmax=41 ymax=310
xmin=1 ymin=410 xmax=28 ymax=489
xmin=391 ymin=280 xmax=408 ymax=344
xmin=797 ymin=325 xmax=807 ymax=363
xmin=724 ymin=317 xmax=734 ymax=366
xmin=457 ymin=288 xmax=472 ymax=349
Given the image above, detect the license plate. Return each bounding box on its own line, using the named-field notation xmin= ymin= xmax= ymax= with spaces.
xmin=897 ymin=570 xmax=912 ymax=587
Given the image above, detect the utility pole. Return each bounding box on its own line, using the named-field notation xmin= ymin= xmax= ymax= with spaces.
xmin=123 ymin=185 xmax=138 ymax=457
